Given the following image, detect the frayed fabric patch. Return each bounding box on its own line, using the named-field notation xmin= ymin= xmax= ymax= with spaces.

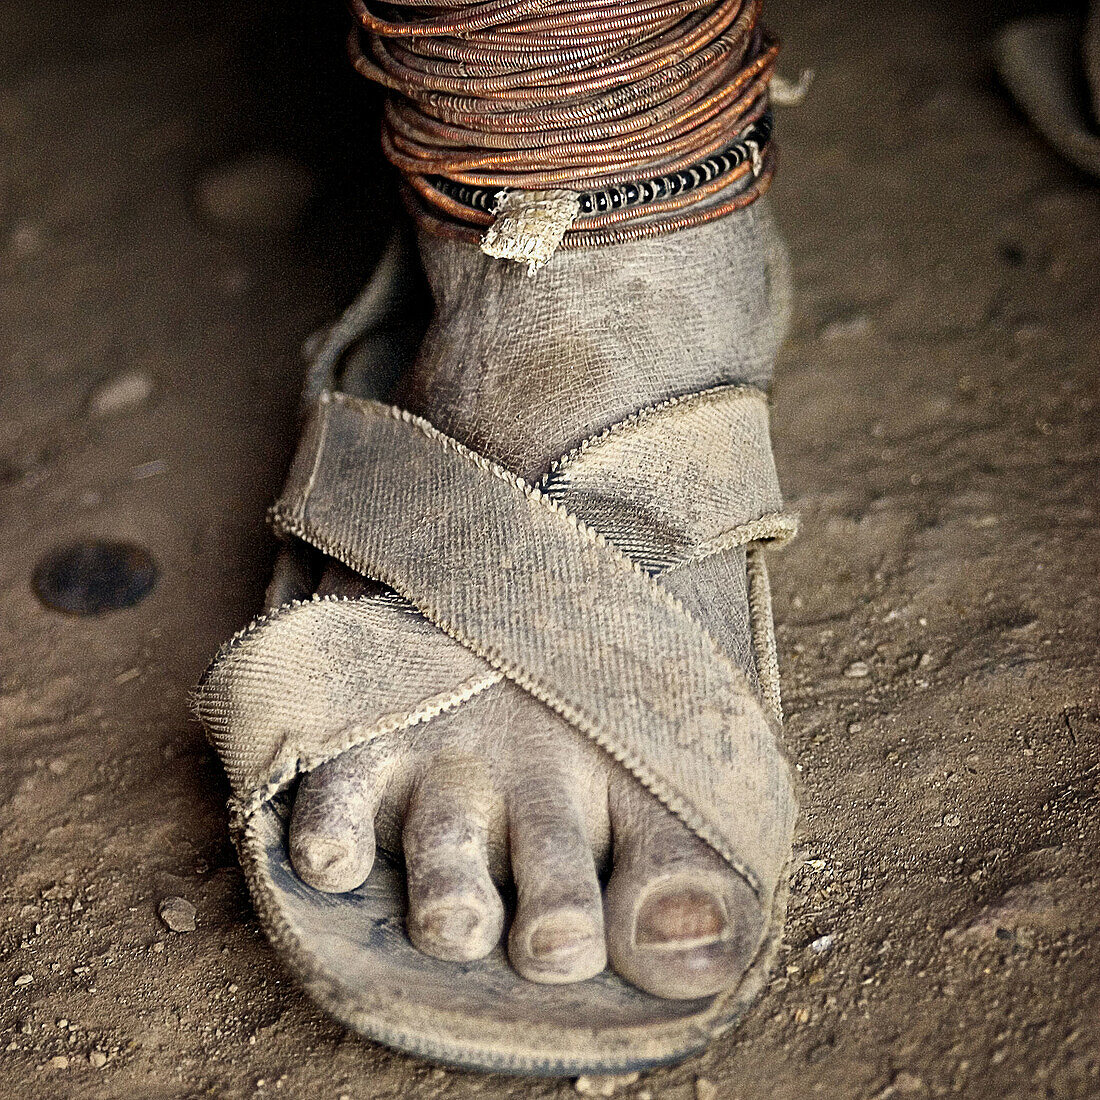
xmin=480 ymin=189 xmax=581 ymax=274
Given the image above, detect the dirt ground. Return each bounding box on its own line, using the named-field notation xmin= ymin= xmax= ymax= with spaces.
xmin=0 ymin=0 xmax=1097 ymax=1097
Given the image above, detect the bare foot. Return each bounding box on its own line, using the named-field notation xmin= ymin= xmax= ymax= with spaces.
xmin=288 ymin=203 xmax=790 ymax=999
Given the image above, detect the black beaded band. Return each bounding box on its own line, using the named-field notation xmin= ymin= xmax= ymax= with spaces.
xmin=428 ymin=112 xmax=772 ymax=218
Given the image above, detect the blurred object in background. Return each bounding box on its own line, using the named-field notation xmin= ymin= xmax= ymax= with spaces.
xmin=996 ymin=2 xmax=1100 ymax=177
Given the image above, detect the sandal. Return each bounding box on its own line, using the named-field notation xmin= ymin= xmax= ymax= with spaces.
xmin=193 ymin=234 xmax=799 ymax=1075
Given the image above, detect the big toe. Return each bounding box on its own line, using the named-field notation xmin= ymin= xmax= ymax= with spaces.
xmin=605 ymin=781 xmax=765 ymax=999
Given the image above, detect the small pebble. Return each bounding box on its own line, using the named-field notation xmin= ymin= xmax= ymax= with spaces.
xmin=87 ymin=370 xmax=153 ymax=417
xmin=130 ymin=458 xmax=167 ymax=480
xmin=14 ymin=974 xmax=32 ymax=987
xmin=89 ymin=1050 xmax=107 ymax=1068
xmin=575 ymin=1072 xmax=640 ymax=1096
xmin=695 ymin=1077 xmax=718 ymax=1100
xmin=844 ymin=660 xmax=870 ymax=678
xmin=809 ymin=934 xmax=834 ymax=954
xmin=943 ymin=813 xmax=961 ymax=828
xmin=9 ymin=220 xmax=43 ymax=256
xmin=50 ymin=1055 xmax=70 ymax=1070
xmin=820 ymin=313 xmax=871 ymax=341
xmin=158 ymin=896 xmax=196 ymax=933
xmin=892 ymin=1070 xmax=924 ymax=1093
xmin=770 ymin=68 xmax=814 ymax=106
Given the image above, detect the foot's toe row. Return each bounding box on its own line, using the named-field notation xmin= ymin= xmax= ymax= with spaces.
xmin=289 ymin=753 xmax=763 ymax=999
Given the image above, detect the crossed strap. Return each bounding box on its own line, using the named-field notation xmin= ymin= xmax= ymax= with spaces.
xmin=195 ymin=384 xmax=798 ymax=904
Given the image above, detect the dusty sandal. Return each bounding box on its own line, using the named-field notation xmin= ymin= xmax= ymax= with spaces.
xmin=193 ymin=237 xmax=799 ymax=1075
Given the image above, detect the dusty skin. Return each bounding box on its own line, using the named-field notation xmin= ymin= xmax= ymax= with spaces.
xmin=0 ymin=0 xmax=1098 ymax=1098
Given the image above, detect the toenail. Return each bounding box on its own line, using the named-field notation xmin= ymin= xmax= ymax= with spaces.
xmin=528 ymin=912 xmax=597 ymax=960
xmin=634 ymin=885 xmax=728 ymax=948
xmin=298 ymin=837 xmax=351 ymax=875
xmin=418 ymin=902 xmax=482 ymax=945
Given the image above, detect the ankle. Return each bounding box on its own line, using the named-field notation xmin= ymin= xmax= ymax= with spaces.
xmin=402 ymin=203 xmax=786 ymax=477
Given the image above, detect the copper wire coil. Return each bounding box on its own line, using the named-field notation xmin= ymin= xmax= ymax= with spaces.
xmin=382 ymin=93 xmax=768 ymax=190
xmin=383 ymin=56 xmax=773 ymax=169
xmin=349 ymin=0 xmax=776 ymax=243
xmin=384 ymin=50 xmax=772 ymax=152
xmin=403 ymin=32 xmax=743 ymax=127
xmin=401 ymin=43 xmax=739 ymax=136
xmin=388 ymin=15 xmax=750 ymax=99
xmin=352 ymin=2 xmax=756 ymax=99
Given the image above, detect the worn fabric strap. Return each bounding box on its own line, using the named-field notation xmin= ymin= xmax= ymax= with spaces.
xmin=197 ymin=593 xmax=503 ymax=805
xmin=198 ymin=385 xmax=792 ymax=807
xmin=255 ymin=389 xmax=794 ymax=897
xmin=542 ymin=384 xmax=793 ymax=571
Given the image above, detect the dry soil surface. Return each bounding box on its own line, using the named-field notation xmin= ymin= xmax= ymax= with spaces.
xmin=0 ymin=1 xmax=1097 ymax=1098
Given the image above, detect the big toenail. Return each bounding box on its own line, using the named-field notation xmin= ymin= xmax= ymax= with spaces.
xmin=634 ymin=886 xmax=727 ymax=947
xmin=529 ymin=912 xmax=596 ymax=959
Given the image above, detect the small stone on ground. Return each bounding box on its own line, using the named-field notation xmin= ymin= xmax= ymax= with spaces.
xmin=575 ymin=1073 xmax=640 ymax=1096
xmin=88 ymin=370 xmax=154 ymax=417
xmin=158 ymin=896 xmax=197 ymax=933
